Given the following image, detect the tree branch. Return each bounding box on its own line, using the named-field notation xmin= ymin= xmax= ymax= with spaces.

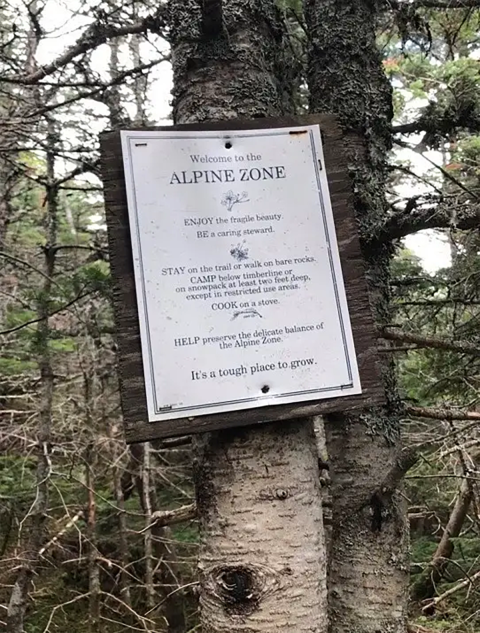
xmin=25 ymin=59 xmax=168 ymax=120
xmin=389 ymin=0 xmax=480 ymax=10
xmin=422 ymin=568 xmax=480 ymax=613
xmin=1 ymin=7 xmax=168 ymax=85
xmin=393 ymin=98 xmax=480 ymax=140
xmin=0 ymin=291 xmax=92 ymax=336
xmin=374 ymin=447 xmax=420 ymax=500
xmin=378 ymin=195 xmax=480 ymax=241
xmin=365 ymin=446 xmax=420 ymax=532
xmin=406 ymin=405 xmax=480 ymax=421
xmin=382 ymin=327 xmax=480 ymax=356
xmin=141 ymin=503 xmax=197 ymax=533
xmin=412 ymin=0 xmax=480 ymax=9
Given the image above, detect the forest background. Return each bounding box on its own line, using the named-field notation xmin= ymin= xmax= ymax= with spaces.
xmin=1 ymin=1 xmax=480 ymax=632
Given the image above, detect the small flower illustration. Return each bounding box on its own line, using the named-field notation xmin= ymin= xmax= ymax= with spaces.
xmin=230 ymin=242 xmax=249 ymax=262
xmin=221 ymin=190 xmax=249 ymax=212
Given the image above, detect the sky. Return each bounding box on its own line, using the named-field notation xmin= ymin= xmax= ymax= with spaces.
xmin=30 ymin=0 xmax=451 ymax=273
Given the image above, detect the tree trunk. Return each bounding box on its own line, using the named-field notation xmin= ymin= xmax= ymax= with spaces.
xmin=129 ymin=31 xmax=148 ymax=125
xmin=142 ymin=442 xmax=156 ymax=612
xmin=6 ymin=117 xmax=58 ymax=633
xmin=111 ymin=424 xmax=133 ymax=608
xmin=86 ymin=442 xmax=101 ymax=632
xmin=152 ymin=525 xmax=186 ymax=633
xmin=169 ymin=2 xmax=328 ymax=631
xmin=304 ymin=2 xmax=409 ymax=632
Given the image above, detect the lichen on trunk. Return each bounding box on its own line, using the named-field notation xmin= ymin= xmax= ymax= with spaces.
xmin=304 ymin=1 xmax=409 ymax=632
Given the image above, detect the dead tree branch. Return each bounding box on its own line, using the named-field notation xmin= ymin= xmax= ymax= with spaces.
xmin=406 ymin=406 xmax=480 ymax=421
xmin=1 ymin=7 xmax=168 ymax=85
xmin=382 ymin=327 xmax=480 ymax=356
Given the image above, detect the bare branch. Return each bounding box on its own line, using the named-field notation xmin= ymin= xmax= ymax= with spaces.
xmin=382 ymin=327 xmax=480 ymax=356
xmin=141 ymin=503 xmax=197 ymax=533
xmin=371 ymin=447 xmax=420 ymax=502
xmin=1 ymin=7 xmax=168 ymax=85
xmin=0 ymin=290 xmax=93 ymax=336
xmin=422 ymin=568 xmax=480 ymax=613
xmin=410 ymin=0 xmax=480 ymax=9
xmin=406 ymin=405 xmax=480 ymax=421
xmin=389 ymin=0 xmax=480 ymax=10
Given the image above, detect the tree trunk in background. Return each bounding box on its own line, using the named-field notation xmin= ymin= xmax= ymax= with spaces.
xmin=0 ymin=149 xmax=14 ymax=253
xmin=151 ymin=511 xmax=186 ymax=633
xmin=305 ymin=2 xmax=409 ymax=632
xmin=110 ymin=423 xmax=133 ymax=608
xmin=169 ymin=2 xmax=327 ymax=631
xmin=6 ymin=118 xmax=58 ymax=633
xmin=142 ymin=443 xmax=156 ymax=612
xmin=86 ymin=442 xmax=101 ymax=632
xmin=411 ymin=478 xmax=472 ymax=602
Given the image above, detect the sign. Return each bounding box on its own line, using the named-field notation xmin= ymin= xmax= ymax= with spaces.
xmin=101 ymin=117 xmax=384 ymax=442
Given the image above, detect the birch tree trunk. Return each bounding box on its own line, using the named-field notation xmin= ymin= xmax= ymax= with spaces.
xmin=304 ymin=2 xmax=409 ymax=632
xmin=169 ymin=2 xmax=327 ymax=631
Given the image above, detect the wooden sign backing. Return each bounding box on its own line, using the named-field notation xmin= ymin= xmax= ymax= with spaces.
xmin=100 ymin=115 xmax=384 ymax=443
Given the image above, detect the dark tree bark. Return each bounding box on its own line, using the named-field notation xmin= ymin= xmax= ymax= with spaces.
xmin=304 ymin=2 xmax=409 ymax=632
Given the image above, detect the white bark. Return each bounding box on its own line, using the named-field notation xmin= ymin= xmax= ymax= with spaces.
xmin=195 ymin=423 xmax=327 ymax=632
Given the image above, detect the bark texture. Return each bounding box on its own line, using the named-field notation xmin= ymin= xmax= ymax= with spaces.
xmin=305 ymin=2 xmax=409 ymax=632
xmin=170 ymin=0 xmax=296 ymax=122
xmin=169 ymin=2 xmax=327 ymax=631
xmin=194 ymin=423 xmax=327 ymax=633
xmin=325 ymin=415 xmax=408 ymax=633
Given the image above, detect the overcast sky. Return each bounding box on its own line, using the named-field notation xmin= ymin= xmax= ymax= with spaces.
xmin=32 ymin=0 xmax=452 ymax=273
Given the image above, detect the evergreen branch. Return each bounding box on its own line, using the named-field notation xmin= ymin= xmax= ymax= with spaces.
xmin=392 ymin=98 xmax=480 ymax=141
xmin=382 ymin=327 xmax=480 ymax=355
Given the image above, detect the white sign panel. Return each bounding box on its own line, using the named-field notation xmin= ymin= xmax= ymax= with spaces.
xmin=121 ymin=126 xmax=361 ymax=422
